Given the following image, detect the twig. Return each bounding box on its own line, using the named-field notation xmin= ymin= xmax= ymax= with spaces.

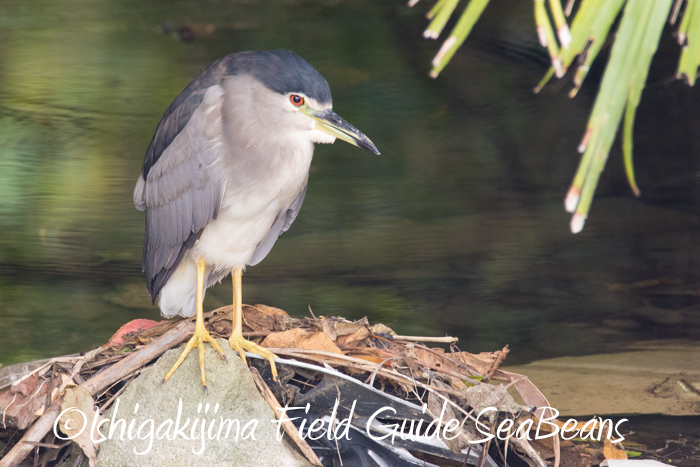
xmin=267 ymin=348 xmax=489 ymax=431
xmin=7 ymin=356 xmax=79 ymax=393
xmin=242 ymin=331 xmax=272 ymax=337
xmin=0 ymin=320 xmax=193 ymax=467
xmin=60 ymin=348 xmax=104 ymax=393
xmin=2 ymin=393 xmax=18 ymax=429
xmin=0 ymin=402 xmax=62 ymax=467
xmin=55 ymin=443 xmax=72 ymax=466
xmin=81 ymin=353 xmax=128 ymax=373
xmin=20 ymin=441 xmax=70 ymax=450
xmin=250 ymin=368 xmax=322 ymax=466
xmin=366 ymin=357 xmax=398 ymax=387
xmin=476 ymin=436 xmax=491 ymax=467
xmin=678 ymin=379 xmax=700 ymax=398
xmin=83 ymin=320 xmax=192 ymax=395
xmin=332 ymin=384 xmax=343 ymax=466
xmin=99 ymin=375 xmax=134 ymax=412
xmin=510 ymin=437 xmax=547 ymax=467
xmin=71 ymin=452 xmax=84 ymax=467
xmin=483 ymin=345 xmax=509 ymax=382
xmin=418 ymin=343 xmax=485 ymax=377
xmin=393 ymin=335 xmax=458 ymax=343
xmin=270 ymin=348 xmax=465 ymax=397
xmin=496 ymin=369 xmax=560 ymax=467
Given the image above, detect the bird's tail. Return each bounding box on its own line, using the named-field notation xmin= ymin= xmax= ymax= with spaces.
xmin=156 ymin=257 xmax=229 ymax=318
xmin=157 ymin=258 xmax=198 ymax=318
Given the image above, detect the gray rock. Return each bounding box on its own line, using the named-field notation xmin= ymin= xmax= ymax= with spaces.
xmin=96 ymin=339 xmax=311 ymax=467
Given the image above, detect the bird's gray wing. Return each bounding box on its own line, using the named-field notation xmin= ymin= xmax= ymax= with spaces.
xmin=134 ymin=83 xmax=226 ymax=299
xmin=248 ymin=184 xmax=308 ymax=266
xmin=138 ymin=57 xmax=230 ymax=182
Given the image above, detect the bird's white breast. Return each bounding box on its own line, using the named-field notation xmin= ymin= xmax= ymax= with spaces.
xmin=191 ymin=133 xmax=314 ymax=275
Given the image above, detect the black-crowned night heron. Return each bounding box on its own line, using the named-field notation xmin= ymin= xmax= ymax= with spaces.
xmin=134 ymin=50 xmax=379 ymax=391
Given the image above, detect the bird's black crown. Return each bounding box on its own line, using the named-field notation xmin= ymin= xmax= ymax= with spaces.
xmin=226 ymin=49 xmax=333 ymax=105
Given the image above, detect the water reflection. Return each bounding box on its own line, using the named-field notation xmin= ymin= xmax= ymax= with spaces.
xmin=0 ymin=0 xmax=698 ymax=369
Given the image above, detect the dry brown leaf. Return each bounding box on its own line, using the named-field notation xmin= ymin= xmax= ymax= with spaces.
xmin=603 ymin=439 xmax=627 ymax=460
xmin=10 ymin=373 xmax=38 ymax=397
xmin=334 ymin=318 xmax=368 ymax=336
xmin=317 ymin=317 xmax=337 ymax=341
xmin=414 ymin=347 xmax=473 ymax=376
xmin=403 ymin=355 xmax=420 ymax=373
xmin=447 ymin=375 xmax=468 ymax=392
xmin=427 ymin=379 xmax=469 ymax=454
xmin=336 ymin=325 xmax=371 ymax=348
xmin=558 ymin=442 xmax=600 ymax=467
xmin=262 ymin=329 xmax=343 ymax=354
xmin=527 ymin=436 xmax=558 ymax=462
xmin=452 ymin=350 xmax=500 ymax=375
xmin=308 ymin=317 xmax=371 ymax=347
xmin=243 ymin=304 xmax=292 ymax=332
xmin=485 ymin=345 xmax=510 ymax=380
xmin=498 ymin=369 xmax=561 ymax=466
xmin=0 ymin=376 xmax=54 ymax=429
xmin=300 ymin=332 xmax=343 ymax=354
xmin=59 ymin=386 xmax=105 ymax=467
xmin=61 ymin=374 xmax=77 ymax=389
xmin=253 ymin=304 xmax=290 ymax=317
xmin=498 ymin=369 xmax=557 ymax=421
xmin=262 ymin=328 xmax=304 ymax=347
xmin=106 ymin=319 xmax=161 ymax=347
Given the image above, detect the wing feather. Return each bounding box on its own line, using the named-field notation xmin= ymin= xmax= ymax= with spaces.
xmin=134 ymin=83 xmax=226 ymax=300
xmin=248 ymin=184 xmax=308 ymax=266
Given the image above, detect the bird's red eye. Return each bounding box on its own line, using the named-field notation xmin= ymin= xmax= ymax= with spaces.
xmin=290 ymin=95 xmax=304 ymax=106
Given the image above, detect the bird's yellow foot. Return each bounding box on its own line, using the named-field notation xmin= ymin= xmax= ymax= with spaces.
xmin=163 ymin=326 xmax=227 ymax=393
xmin=228 ymin=334 xmax=278 ymax=381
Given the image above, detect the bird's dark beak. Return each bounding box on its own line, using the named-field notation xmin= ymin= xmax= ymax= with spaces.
xmin=306 ymin=109 xmax=380 ymax=155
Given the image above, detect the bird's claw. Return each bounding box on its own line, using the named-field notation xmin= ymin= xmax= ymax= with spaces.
xmin=228 ymin=334 xmax=278 ymax=381
xmin=163 ymin=326 xmax=227 ymax=392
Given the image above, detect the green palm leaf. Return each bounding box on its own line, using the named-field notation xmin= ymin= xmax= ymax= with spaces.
xmin=413 ymin=0 xmax=700 ymax=233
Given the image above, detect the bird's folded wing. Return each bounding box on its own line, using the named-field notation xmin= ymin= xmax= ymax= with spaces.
xmin=134 ymin=84 xmax=227 ymax=298
xmin=248 ymin=183 xmax=308 ymax=266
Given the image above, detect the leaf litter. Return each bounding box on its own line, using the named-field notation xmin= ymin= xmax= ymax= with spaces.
xmin=0 ymin=304 xmax=644 ymax=467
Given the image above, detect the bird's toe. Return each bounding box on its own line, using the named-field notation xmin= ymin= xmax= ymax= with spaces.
xmin=228 ymin=335 xmax=278 ymax=381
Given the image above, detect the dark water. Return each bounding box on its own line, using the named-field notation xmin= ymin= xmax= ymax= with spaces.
xmin=1 ymin=0 xmax=699 ymax=376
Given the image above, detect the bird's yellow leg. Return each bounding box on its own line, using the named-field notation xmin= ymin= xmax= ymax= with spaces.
xmin=228 ymin=267 xmax=278 ymax=381
xmin=163 ymin=258 xmax=226 ymax=392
